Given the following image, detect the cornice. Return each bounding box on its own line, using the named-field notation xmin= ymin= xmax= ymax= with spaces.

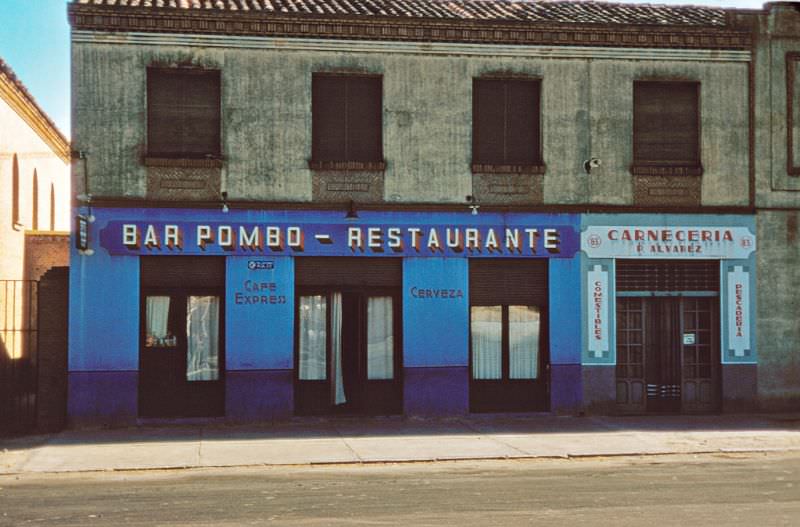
xmin=0 ymin=70 xmax=70 ymax=164
xmin=71 ymin=31 xmax=752 ymax=62
xmin=67 ymin=3 xmax=752 ymax=51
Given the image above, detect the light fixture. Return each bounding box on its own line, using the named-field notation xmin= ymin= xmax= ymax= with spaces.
xmin=345 ymin=200 xmax=359 ymax=220
xmin=466 ymin=195 xmax=479 ymax=216
xmin=583 ymin=157 xmax=601 ymax=174
xmin=221 ymin=191 xmax=229 ymax=213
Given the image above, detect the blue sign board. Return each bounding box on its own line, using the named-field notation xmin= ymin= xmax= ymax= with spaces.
xmin=99 ymin=220 xmax=579 ymax=258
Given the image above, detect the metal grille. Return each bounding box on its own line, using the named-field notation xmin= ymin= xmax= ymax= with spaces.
xmin=616 ymin=260 xmax=719 ymax=292
xmin=469 ymin=259 xmax=548 ymax=305
xmin=0 ymin=280 xmax=38 ymax=435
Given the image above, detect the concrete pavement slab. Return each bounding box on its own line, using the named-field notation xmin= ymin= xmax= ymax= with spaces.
xmin=199 ymin=438 xmax=360 ymax=466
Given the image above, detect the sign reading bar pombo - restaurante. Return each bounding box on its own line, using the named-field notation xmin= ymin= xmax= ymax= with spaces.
xmin=100 ymin=221 xmax=579 ymax=258
xmin=581 ymin=226 xmax=755 ymax=259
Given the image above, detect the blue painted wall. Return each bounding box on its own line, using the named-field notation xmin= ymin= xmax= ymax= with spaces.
xmin=548 ymin=257 xmax=583 ymax=413
xmin=225 ymin=256 xmax=294 ymax=370
xmin=403 ymin=258 xmax=469 ymax=368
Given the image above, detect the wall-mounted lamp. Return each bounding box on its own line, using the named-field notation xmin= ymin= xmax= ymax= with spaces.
xmin=583 ymin=157 xmax=601 ymax=174
xmin=345 ymin=200 xmax=359 ymax=220
xmin=221 ymin=191 xmax=229 ymax=213
xmin=466 ymin=195 xmax=479 ymax=216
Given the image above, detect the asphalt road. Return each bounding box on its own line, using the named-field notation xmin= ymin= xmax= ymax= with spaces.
xmin=1 ymin=452 xmax=798 ymax=526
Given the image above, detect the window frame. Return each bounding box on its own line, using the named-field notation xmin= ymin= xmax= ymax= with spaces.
xmin=309 ymin=73 xmax=385 ymax=171
xmin=631 ymin=79 xmax=703 ymax=176
xmin=470 ymin=304 xmax=541 ymax=382
xmin=471 ymin=76 xmax=545 ymax=175
xmin=145 ymin=67 xmax=222 ymax=162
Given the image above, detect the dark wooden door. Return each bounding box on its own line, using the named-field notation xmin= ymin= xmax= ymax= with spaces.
xmin=295 ymin=289 xmax=402 ymax=416
xmin=139 ymin=291 xmax=224 ymax=418
xmin=616 ymin=296 xmax=719 ymax=414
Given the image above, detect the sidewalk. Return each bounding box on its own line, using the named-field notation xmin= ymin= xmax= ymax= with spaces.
xmin=2 ymin=414 xmax=799 ymax=475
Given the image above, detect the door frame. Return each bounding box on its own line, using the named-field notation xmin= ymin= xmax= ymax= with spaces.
xmin=138 ymin=285 xmax=226 ymax=418
xmin=293 ymin=286 xmax=403 ymax=416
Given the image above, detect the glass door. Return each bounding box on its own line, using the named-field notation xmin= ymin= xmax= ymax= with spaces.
xmin=139 ymin=290 xmax=224 ymax=418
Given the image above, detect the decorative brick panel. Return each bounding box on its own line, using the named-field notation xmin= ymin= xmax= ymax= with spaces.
xmin=146 ymin=166 xmax=221 ymax=201
xmin=633 ymin=175 xmax=702 ymax=207
xmin=472 ymin=172 xmax=543 ymax=206
xmin=312 ymin=171 xmax=384 ymax=203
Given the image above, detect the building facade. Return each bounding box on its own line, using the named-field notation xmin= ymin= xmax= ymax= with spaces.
xmin=67 ymin=0 xmax=798 ymax=425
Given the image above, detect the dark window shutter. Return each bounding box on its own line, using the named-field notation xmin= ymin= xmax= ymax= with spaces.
xmin=295 ymin=257 xmax=401 ymax=287
xmin=469 ymin=260 xmax=548 ymax=306
xmin=347 ymin=76 xmax=382 ymax=162
xmin=312 ymin=75 xmax=347 ymax=161
xmin=634 ymin=82 xmax=699 ymax=165
xmin=616 ymin=260 xmax=719 ymax=292
xmin=505 ymin=80 xmax=540 ymax=165
xmin=147 ymin=69 xmax=221 ymax=158
xmin=473 ymin=79 xmax=506 ymax=164
xmin=141 ymin=256 xmax=225 ymax=289
xmin=312 ymin=75 xmax=382 ymax=163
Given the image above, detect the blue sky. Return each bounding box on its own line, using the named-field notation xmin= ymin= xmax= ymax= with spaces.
xmin=0 ymin=0 xmax=767 ymax=139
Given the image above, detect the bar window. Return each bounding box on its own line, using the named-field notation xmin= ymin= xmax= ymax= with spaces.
xmin=299 ymin=295 xmax=327 ymax=380
xmin=471 ymin=305 xmax=540 ymax=380
xmin=147 ymin=68 xmax=221 ymax=158
xmin=311 ymin=74 xmax=383 ymax=167
xmin=367 ymin=296 xmax=394 ymax=380
xmin=473 ymin=78 xmax=541 ymax=169
xmin=186 ymin=295 xmax=220 ymax=381
xmin=633 ymin=81 xmax=701 ymax=173
xmin=144 ymin=295 xmax=176 ymax=348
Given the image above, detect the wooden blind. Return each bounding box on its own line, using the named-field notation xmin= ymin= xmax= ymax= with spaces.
xmin=312 ymin=75 xmax=382 ymax=163
xmin=295 ymin=257 xmax=401 ymax=287
xmin=469 ymin=259 xmax=548 ymax=306
xmin=473 ymin=79 xmax=540 ymax=165
xmin=141 ymin=256 xmax=225 ymax=288
xmin=616 ymin=260 xmax=719 ymax=292
xmin=147 ymin=68 xmax=221 ymax=158
xmin=633 ymin=81 xmax=699 ymax=165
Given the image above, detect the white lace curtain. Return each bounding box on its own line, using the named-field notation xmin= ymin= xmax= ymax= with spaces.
xmin=186 ymin=295 xmax=220 ymax=381
xmin=331 ymin=293 xmax=346 ymax=405
xmin=367 ymin=296 xmax=393 ymax=380
xmin=145 ymin=296 xmax=170 ymax=347
xmin=509 ymin=305 xmax=539 ymax=379
xmin=298 ymin=295 xmax=327 ymax=381
xmin=471 ymin=306 xmax=502 ymax=379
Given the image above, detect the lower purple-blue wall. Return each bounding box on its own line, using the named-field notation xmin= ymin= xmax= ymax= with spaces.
xmin=226 ymin=370 xmax=293 ymax=422
xmin=67 ymin=371 xmax=138 ymax=427
xmin=404 ymin=367 xmax=469 ymax=417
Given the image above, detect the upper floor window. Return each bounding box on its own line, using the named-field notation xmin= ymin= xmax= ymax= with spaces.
xmin=472 ymin=78 xmax=542 ymax=172
xmin=311 ymin=74 xmax=383 ymax=169
xmin=147 ymin=68 xmax=221 ymax=159
xmin=632 ymin=81 xmax=701 ymax=175
xmin=11 ymin=153 xmax=20 ymax=228
xmin=32 ymin=169 xmax=38 ymax=231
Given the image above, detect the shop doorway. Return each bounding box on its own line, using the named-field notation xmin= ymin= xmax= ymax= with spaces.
xmin=615 ymin=260 xmax=720 ymax=414
xmin=469 ymin=260 xmax=549 ymax=413
xmin=294 ymin=258 xmax=402 ymax=416
xmin=295 ymin=290 xmax=401 ymax=415
xmin=139 ymin=258 xmax=225 ymax=418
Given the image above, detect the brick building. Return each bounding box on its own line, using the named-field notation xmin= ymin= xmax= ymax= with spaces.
xmin=66 ymin=0 xmax=798 ymax=425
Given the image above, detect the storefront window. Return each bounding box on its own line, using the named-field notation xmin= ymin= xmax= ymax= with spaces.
xmin=145 ymin=296 xmax=175 ymax=348
xmin=509 ymin=306 xmax=540 ymax=379
xmin=186 ymin=295 xmax=219 ymax=381
xmin=299 ymin=295 xmax=327 ymax=380
xmin=367 ymin=296 xmax=394 ymax=380
xmin=471 ymin=306 xmax=502 ymax=379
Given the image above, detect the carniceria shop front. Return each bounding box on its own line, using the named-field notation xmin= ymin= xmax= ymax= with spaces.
xmin=580 ymin=214 xmax=757 ymax=415
xmin=68 ymin=208 xmax=583 ymax=425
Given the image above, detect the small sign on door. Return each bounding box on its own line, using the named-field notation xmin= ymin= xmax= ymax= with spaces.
xmin=683 ymin=333 xmax=696 ymax=345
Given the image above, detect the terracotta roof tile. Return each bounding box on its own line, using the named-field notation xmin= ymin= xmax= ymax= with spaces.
xmin=71 ymin=0 xmax=729 ymax=27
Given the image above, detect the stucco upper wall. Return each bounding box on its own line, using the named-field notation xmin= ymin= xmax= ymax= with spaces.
xmin=71 ymin=37 xmax=750 ymax=206
xmin=754 ymin=3 xmax=800 ymax=209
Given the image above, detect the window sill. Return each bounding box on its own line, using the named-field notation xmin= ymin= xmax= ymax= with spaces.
xmin=143 ymin=156 xmax=224 ymax=168
xmin=630 ymin=164 xmax=703 ymax=177
xmin=471 ymin=163 xmax=546 ymax=175
xmin=308 ymin=160 xmax=386 ymax=171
